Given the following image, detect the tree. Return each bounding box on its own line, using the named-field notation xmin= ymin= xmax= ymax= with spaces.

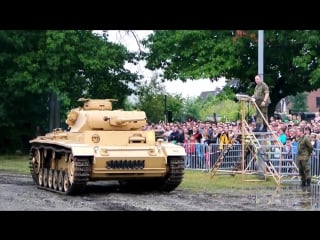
xmin=0 ymin=30 xmax=140 ymax=153
xmin=142 ymin=30 xmax=320 ymax=117
xmin=198 ymin=87 xmax=240 ymax=122
xmin=289 ymin=92 xmax=308 ymax=113
xmin=134 ymin=78 xmax=184 ymax=123
xmin=182 ymin=97 xmax=202 ymax=122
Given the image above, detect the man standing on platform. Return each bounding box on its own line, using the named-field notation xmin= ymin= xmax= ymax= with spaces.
xmin=251 ymin=74 xmax=271 ymax=132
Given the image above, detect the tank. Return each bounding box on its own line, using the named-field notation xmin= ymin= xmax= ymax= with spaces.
xmin=29 ymin=98 xmax=186 ymax=195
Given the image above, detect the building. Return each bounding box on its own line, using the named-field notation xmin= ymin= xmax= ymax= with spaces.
xmin=307 ymin=88 xmax=320 ymax=112
xmin=277 ymin=88 xmax=320 ymax=114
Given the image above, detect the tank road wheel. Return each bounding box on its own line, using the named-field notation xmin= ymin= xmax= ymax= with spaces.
xmin=32 ymin=149 xmax=41 ymax=175
xmin=38 ymin=168 xmax=44 ymax=186
xmin=48 ymin=169 xmax=53 ymax=189
xmin=68 ymin=157 xmax=75 ymax=184
xmin=58 ymin=171 xmax=64 ymax=192
xmin=30 ymin=148 xmax=42 ymax=184
xmin=43 ymin=168 xmax=49 ymax=187
xmin=63 ymin=172 xmax=70 ymax=192
xmin=53 ymin=170 xmax=59 ymax=190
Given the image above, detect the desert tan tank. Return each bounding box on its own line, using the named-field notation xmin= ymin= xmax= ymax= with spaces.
xmin=29 ymin=98 xmax=186 ymax=195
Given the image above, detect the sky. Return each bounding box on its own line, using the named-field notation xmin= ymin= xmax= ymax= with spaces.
xmin=106 ymin=30 xmax=226 ymax=98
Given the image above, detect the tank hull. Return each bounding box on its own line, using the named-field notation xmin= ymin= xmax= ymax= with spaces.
xmin=29 ymin=130 xmax=185 ymax=195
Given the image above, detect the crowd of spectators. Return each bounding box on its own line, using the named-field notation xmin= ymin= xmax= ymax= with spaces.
xmin=143 ymin=111 xmax=320 ymax=158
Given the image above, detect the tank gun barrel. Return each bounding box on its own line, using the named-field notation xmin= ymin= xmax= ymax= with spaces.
xmin=104 ymin=116 xmax=147 ymax=125
xmin=78 ymin=98 xmax=118 ymax=102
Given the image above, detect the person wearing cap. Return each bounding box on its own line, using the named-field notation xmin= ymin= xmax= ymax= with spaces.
xmin=251 ymin=74 xmax=271 ymax=132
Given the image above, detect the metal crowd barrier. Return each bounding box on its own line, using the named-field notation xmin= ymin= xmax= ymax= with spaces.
xmin=181 ymin=143 xmax=320 ymax=183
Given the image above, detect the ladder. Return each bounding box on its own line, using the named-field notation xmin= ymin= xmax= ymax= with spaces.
xmin=210 ymin=143 xmax=234 ymax=178
xmin=235 ymin=94 xmax=299 ymax=184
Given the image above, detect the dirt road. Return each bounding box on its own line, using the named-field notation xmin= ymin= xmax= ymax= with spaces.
xmin=0 ymin=171 xmax=318 ymax=211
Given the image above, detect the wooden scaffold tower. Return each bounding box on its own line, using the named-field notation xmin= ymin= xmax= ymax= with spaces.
xmin=210 ymin=94 xmax=299 ymax=185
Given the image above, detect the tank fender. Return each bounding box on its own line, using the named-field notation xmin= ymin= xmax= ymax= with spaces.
xmin=162 ymin=145 xmax=186 ymax=157
xmin=71 ymin=145 xmax=94 ymax=156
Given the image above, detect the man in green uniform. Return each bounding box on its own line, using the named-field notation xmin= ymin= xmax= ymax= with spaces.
xmin=251 ymin=74 xmax=271 ymax=132
xmin=296 ymin=127 xmax=314 ymax=189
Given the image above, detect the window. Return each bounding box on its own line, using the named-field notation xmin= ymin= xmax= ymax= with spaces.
xmin=316 ymin=97 xmax=320 ymax=107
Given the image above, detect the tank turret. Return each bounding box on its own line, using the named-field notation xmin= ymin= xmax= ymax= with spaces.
xmin=65 ymin=98 xmax=147 ymax=132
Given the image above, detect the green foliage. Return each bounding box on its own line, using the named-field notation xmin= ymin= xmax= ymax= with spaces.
xmin=183 ymin=88 xmax=244 ymax=122
xmin=200 ymin=98 xmax=240 ymax=122
xmin=135 ymin=83 xmax=250 ymax=123
xmin=0 ymin=30 xmax=140 ymax=154
xmin=182 ymin=97 xmax=202 ymax=121
xmin=166 ymin=95 xmax=185 ymax=122
xmin=135 ymin=78 xmax=166 ymax=123
xmin=123 ymin=97 xmax=136 ymax=110
xmin=289 ymin=92 xmax=308 ymax=112
xmin=142 ymin=30 xmax=240 ymax=81
xmin=142 ymin=30 xmax=320 ymax=117
xmin=134 ymin=78 xmax=184 ymax=123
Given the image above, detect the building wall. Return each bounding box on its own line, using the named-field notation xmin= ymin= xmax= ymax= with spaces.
xmin=307 ymin=88 xmax=320 ymax=112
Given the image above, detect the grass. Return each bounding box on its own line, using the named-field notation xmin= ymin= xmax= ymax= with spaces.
xmin=179 ymin=169 xmax=277 ymax=193
xmin=0 ymin=155 xmax=30 ymax=174
xmin=0 ymin=155 xmax=278 ymax=191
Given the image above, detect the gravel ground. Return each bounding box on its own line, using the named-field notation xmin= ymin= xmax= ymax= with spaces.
xmin=0 ymin=171 xmax=319 ymax=211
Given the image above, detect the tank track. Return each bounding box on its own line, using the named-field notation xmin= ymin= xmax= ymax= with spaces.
xmin=29 ymin=145 xmax=90 ymax=195
xmin=29 ymin=147 xmax=40 ymax=185
xmin=159 ymin=156 xmax=185 ymax=192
